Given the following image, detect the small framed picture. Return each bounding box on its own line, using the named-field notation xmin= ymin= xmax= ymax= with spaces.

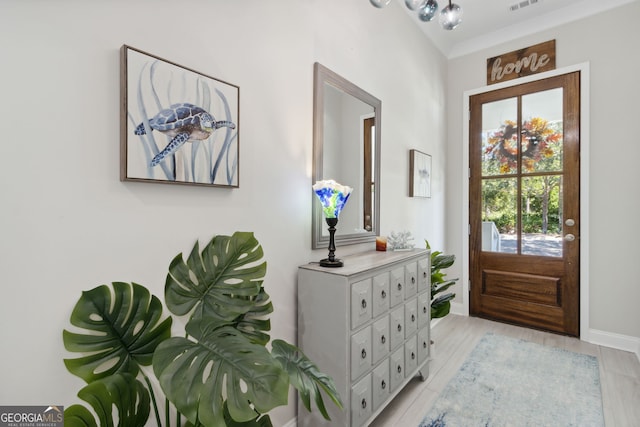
xmin=409 ymin=149 xmax=431 ymax=198
xmin=120 ymin=45 xmax=239 ymax=187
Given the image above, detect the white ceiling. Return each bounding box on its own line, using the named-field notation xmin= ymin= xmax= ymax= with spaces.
xmin=398 ymin=0 xmax=637 ymax=58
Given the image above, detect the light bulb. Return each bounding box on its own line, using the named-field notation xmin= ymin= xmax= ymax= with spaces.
xmin=439 ymin=2 xmax=462 ymax=30
xmin=405 ymin=0 xmax=426 ymax=11
xmin=370 ymin=0 xmax=392 ymax=8
xmin=418 ymin=0 xmax=438 ymax=22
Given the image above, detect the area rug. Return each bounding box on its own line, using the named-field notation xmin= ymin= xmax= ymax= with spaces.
xmin=419 ymin=333 xmax=604 ymax=426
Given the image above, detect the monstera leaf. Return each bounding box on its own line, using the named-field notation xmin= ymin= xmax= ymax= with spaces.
xmin=234 ymin=287 xmax=273 ymax=345
xmin=164 ymin=232 xmax=267 ymax=326
xmin=64 ymin=405 xmax=97 ymax=427
xmin=223 ymin=401 xmax=273 ymax=427
xmin=62 ymin=232 xmax=344 ymax=427
xmin=63 ymin=282 xmax=172 ymax=383
xmin=153 ymin=321 xmax=289 ymax=427
xmin=64 ymin=373 xmax=150 ymax=427
xmin=271 ymin=339 xmax=343 ymax=420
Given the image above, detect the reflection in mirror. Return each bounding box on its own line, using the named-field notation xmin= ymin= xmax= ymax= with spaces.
xmin=312 ymin=63 xmax=381 ymax=249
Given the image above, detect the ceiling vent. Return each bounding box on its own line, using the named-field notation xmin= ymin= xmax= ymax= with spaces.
xmin=509 ymin=0 xmax=541 ymax=12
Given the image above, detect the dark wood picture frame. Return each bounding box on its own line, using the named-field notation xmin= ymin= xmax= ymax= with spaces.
xmin=120 ymin=45 xmax=240 ymax=187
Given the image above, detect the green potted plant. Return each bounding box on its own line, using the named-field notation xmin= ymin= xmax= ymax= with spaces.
xmin=62 ymin=232 xmax=343 ymax=427
xmin=425 ymin=240 xmax=458 ymax=319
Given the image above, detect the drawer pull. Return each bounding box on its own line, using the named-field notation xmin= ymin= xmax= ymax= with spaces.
xmin=423 ymin=306 xmax=427 ymax=314
xmin=423 ymin=271 xmax=427 ymax=278
xmin=361 ymin=349 xmax=367 ymax=359
xmin=397 ymin=324 xmax=402 ymax=332
xmin=411 ymin=352 xmax=416 ymax=360
xmin=381 ymin=380 xmax=386 ymax=389
xmin=411 ymin=314 xmax=416 ymax=322
xmin=397 ymin=283 xmax=402 ymax=291
xmin=381 ymin=290 xmax=386 ymax=299
xmin=381 ymin=335 xmax=386 ymax=344
xmin=397 ymin=365 xmax=402 ymax=374
xmin=361 ymin=398 xmax=367 ymax=409
xmin=423 ymin=341 xmax=428 ymax=349
xmin=411 ymin=276 xmax=416 ymax=284
xmin=361 ymin=299 xmax=367 ymax=309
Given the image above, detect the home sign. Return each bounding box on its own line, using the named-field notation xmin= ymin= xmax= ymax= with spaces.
xmin=486 ymin=40 xmax=556 ymax=85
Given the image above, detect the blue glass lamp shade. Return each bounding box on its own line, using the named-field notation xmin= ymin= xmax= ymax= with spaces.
xmin=313 ymin=180 xmax=353 ymax=268
xmin=313 ymin=180 xmax=353 ymax=219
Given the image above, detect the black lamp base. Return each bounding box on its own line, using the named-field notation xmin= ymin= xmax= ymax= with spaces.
xmin=320 ymin=217 xmax=344 ymax=268
xmin=319 ymin=257 xmax=344 ymax=268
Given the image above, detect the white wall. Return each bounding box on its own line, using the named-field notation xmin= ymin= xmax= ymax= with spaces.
xmin=446 ymin=2 xmax=640 ymax=344
xmin=0 ymin=0 xmax=447 ymax=425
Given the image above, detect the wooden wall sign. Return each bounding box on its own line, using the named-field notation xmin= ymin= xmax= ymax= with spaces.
xmin=487 ymin=40 xmax=556 ymax=85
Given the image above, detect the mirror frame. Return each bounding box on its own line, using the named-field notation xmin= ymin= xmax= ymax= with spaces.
xmin=312 ymin=62 xmax=382 ymax=249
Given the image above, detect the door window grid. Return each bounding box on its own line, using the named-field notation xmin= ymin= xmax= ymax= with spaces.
xmin=480 ymin=89 xmax=564 ymax=257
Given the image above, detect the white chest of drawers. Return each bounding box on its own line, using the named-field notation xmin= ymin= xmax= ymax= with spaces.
xmin=297 ymin=249 xmax=431 ymax=427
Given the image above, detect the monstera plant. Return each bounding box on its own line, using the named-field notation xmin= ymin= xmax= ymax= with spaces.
xmin=63 ymin=232 xmax=343 ymax=427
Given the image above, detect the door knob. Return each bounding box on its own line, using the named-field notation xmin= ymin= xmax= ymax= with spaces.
xmin=564 ymin=234 xmax=576 ymax=242
xmin=565 ymin=218 xmax=575 ymax=226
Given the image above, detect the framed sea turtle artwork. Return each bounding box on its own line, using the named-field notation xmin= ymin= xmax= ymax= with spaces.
xmin=120 ymin=45 xmax=239 ymax=187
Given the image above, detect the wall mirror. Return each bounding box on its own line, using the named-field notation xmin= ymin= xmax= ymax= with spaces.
xmin=312 ymin=62 xmax=381 ymax=249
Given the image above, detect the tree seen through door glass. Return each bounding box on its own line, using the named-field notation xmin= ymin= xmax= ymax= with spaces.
xmin=480 ymin=89 xmax=564 ymax=257
xmin=481 ymin=178 xmax=517 ymax=253
xmin=521 ymin=176 xmax=563 ymax=256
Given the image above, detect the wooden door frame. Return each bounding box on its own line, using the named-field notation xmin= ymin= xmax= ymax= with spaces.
xmin=458 ymin=62 xmax=591 ymax=340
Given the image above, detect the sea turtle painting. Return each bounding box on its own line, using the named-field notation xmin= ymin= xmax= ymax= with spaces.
xmin=134 ymin=103 xmax=236 ymax=167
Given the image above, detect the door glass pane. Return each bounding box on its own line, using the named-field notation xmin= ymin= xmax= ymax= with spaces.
xmin=481 ymin=178 xmax=517 ymax=253
xmin=521 ymin=176 xmax=563 ymax=256
xmin=482 ymin=98 xmax=518 ymax=176
xmin=480 ymin=89 xmax=566 ymax=256
xmin=521 ymin=89 xmax=563 ymax=174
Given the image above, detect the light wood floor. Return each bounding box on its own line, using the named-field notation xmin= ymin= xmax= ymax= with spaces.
xmin=369 ymin=314 xmax=640 ymax=427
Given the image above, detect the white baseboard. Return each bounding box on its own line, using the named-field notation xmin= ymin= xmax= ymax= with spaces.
xmin=449 ymin=301 xmax=467 ymax=316
xmin=283 ymin=417 xmax=297 ymax=427
xmin=584 ymin=328 xmax=640 ymax=362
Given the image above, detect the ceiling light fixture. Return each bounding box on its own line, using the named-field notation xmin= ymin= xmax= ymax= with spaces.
xmin=371 ymin=0 xmax=463 ymax=30
xmin=439 ymin=0 xmax=463 ymax=30
xmin=370 ymin=0 xmax=392 ymax=7
xmin=418 ymin=0 xmax=439 ymax=22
